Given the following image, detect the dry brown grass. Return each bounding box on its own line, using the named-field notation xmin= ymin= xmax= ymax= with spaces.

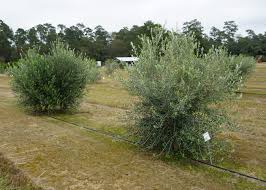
xmin=0 ymin=153 xmax=42 ymax=190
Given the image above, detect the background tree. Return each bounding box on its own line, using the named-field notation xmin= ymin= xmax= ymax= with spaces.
xmin=14 ymin=28 xmax=28 ymax=58
xmin=235 ymin=31 xmax=266 ymax=59
xmin=223 ymin=21 xmax=238 ymax=41
xmin=110 ymin=27 xmax=132 ymax=57
xmin=107 ymin=38 xmax=129 ymax=57
xmin=223 ymin=21 xmax=238 ymax=54
xmin=35 ymin=23 xmax=57 ymax=54
xmin=27 ymin=27 xmax=40 ymax=48
xmin=93 ymin=25 xmax=110 ymax=61
xmin=0 ymin=20 xmax=14 ymax=62
xmin=110 ymin=21 xmax=163 ymax=57
xmin=182 ymin=19 xmax=210 ymax=53
xmin=0 ymin=19 xmax=265 ymax=63
xmin=209 ymin=27 xmax=224 ymax=47
xmin=63 ymin=24 xmax=86 ymax=53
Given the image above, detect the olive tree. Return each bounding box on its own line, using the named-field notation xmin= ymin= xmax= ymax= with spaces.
xmin=10 ymin=41 xmax=99 ymax=113
xmin=124 ymin=29 xmax=254 ymax=160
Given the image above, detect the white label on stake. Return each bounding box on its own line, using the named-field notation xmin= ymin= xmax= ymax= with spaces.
xmin=203 ymin=132 xmax=211 ymax=142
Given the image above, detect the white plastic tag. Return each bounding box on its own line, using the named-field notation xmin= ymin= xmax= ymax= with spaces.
xmin=203 ymin=132 xmax=211 ymax=142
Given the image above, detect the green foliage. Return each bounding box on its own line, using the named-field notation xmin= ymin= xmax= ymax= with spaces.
xmin=10 ymin=41 xmax=99 ymax=113
xmin=0 ymin=62 xmax=7 ymax=74
xmin=113 ymin=21 xmax=164 ymax=55
xmin=0 ymin=20 xmax=15 ymax=62
xmin=182 ymin=19 xmax=210 ymax=52
xmin=0 ymin=62 xmax=17 ymax=74
xmin=125 ymin=29 xmax=253 ymax=160
xmin=228 ymin=55 xmax=255 ymax=80
xmin=0 ymin=19 xmax=265 ymax=64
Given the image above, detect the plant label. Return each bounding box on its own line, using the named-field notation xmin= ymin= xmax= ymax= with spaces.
xmin=203 ymin=132 xmax=211 ymax=142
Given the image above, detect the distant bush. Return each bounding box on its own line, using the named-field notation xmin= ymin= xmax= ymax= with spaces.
xmin=0 ymin=63 xmax=6 ymax=74
xmin=228 ymin=55 xmax=255 ymax=80
xmin=0 ymin=61 xmax=11 ymax=74
xmin=124 ymin=29 xmax=254 ymax=160
xmin=10 ymin=41 xmax=99 ymax=113
xmin=104 ymin=59 xmax=123 ymax=76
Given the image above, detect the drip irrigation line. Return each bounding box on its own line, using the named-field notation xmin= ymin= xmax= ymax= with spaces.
xmin=236 ymin=91 xmax=266 ymax=96
xmin=49 ymin=116 xmax=136 ymax=145
xmin=192 ymin=159 xmax=266 ymax=183
xmin=242 ymin=92 xmax=266 ymax=96
xmin=49 ymin=116 xmax=266 ymax=184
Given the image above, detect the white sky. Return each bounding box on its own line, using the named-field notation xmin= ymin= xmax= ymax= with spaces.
xmin=1 ymin=0 xmax=265 ymax=35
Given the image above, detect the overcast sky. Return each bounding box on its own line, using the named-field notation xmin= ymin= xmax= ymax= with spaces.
xmin=1 ymin=0 xmax=266 ymax=35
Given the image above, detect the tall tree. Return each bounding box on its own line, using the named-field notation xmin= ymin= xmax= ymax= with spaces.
xmin=110 ymin=21 xmax=163 ymax=57
xmin=0 ymin=20 xmax=14 ymax=62
xmin=35 ymin=23 xmax=57 ymax=54
xmin=14 ymin=28 xmax=28 ymax=58
xmin=62 ymin=23 xmax=87 ymax=54
xmin=0 ymin=19 xmax=265 ymax=62
xmin=209 ymin=27 xmax=224 ymax=47
xmin=223 ymin=21 xmax=238 ymax=41
xmin=93 ymin=25 xmax=110 ymax=61
xmin=27 ymin=27 xmax=40 ymax=48
xmin=235 ymin=30 xmax=266 ymax=57
xmin=182 ymin=19 xmax=210 ymax=52
xmin=222 ymin=21 xmax=238 ymax=54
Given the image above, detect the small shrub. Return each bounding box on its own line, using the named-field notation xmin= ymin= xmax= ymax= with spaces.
xmin=0 ymin=63 xmax=7 ymax=74
xmin=124 ymin=29 xmax=254 ymax=160
xmin=104 ymin=59 xmax=122 ymax=76
xmin=0 ymin=62 xmax=19 ymax=74
xmin=10 ymin=41 xmax=99 ymax=113
xmin=228 ymin=55 xmax=255 ymax=80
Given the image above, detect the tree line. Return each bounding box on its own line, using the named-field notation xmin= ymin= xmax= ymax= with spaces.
xmin=0 ymin=19 xmax=265 ymax=63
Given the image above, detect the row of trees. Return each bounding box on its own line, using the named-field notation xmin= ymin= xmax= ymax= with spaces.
xmin=183 ymin=20 xmax=266 ymax=57
xmin=0 ymin=19 xmax=265 ymax=62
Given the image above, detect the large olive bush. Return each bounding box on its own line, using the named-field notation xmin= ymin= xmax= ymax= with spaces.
xmin=125 ymin=29 xmax=255 ymax=160
xmin=10 ymin=41 xmax=99 ymax=113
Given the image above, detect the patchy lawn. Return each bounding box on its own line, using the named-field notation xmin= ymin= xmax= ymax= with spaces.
xmin=0 ymin=64 xmax=265 ymax=189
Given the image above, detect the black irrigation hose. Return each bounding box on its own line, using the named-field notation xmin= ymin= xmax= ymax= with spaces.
xmin=239 ymin=92 xmax=266 ymax=96
xmin=236 ymin=90 xmax=266 ymax=96
xmin=192 ymin=159 xmax=266 ymax=183
xmin=49 ymin=116 xmax=266 ymax=184
xmin=49 ymin=116 xmax=136 ymax=145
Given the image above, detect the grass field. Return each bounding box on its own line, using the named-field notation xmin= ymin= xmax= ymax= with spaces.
xmin=0 ymin=64 xmax=265 ymax=189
